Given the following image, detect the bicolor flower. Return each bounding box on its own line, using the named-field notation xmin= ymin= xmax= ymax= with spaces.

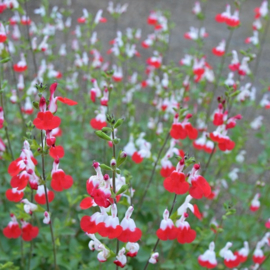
xmin=51 ymin=159 xmax=73 ymax=192
xmin=219 ymin=242 xmax=240 ymax=268
xmin=253 ymin=241 xmax=265 ymax=264
xmin=126 ymin=242 xmax=139 ymax=257
xmin=43 ymin=211 xmax=51 ymax=224
xmin=156 ymin=209 xmax=178 ymax=241
xmin=21 ymin=199 xmax=38 ymax=215
xmin=198 ymin=242 xmax=218 ymax=269
xmin=80 ymin=207 xmax=108 ymax=234
xmin=177 ymin=195 xmax=202 ymax=220
xmin=13 ymin=53 xmax=27 ymax=72
xmin=21 ymin=220 xmax=39 ymax=241
xmin=212 ymin=40 xmax=226 ymax=57
xmin=170 ymin=113 xmax=198 ymax=140
xmin=235 ymin=241 xmax=249 ymax=263
xmin=90 ymin=106 xmax=107 ymax=130
xmin=229 ymin=50 xmax=240 ymax=71
xmin=3 ymin=214 xmax=21 ymax=239
xmin=163 ymin=159 xmax=189 ymax=195
xmin=117 ymin=206 xmax=142 ymax=243
xmin=176 ymin=213 xmax=196 ymax=244
xmin=48 ymin=82 xmax=77 ymax=113
xmin=114 ymin=247 xmax=127 ymax=268
xmin=149 ymin=252 xmax=159 ymax=264
xmin=97 ymin=204 xmax=123 ymax=239
xmin=34 ymin=185 xmax=54 ymax=205
xmin=188 ymin=164 xmax=211 ymax=199
xmin=250 ymin=193 xmax=260 ymax=212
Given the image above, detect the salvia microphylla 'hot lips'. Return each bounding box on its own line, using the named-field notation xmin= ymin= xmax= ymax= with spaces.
xmin=234 ymin=241 xmax=249 ymax=263
xmin=117 ymin=206 xmax=142 ymax=243
xmin=253 ymin=240 xmax=266 ymax=264
xmin=21 ymin=220 xmax=39 ymax=241
xmin=13 ymin=53 xmax=27 ymax=72
xmin=176 ymin=213 xmax=196 ymax=244
xmin=51 ymin=159 xmax=73 ymax=192
xmin=34 ymin=185 xmax=55 ymax=205
xmin=170 ymin=113 xmax=198 ymax=140
xmin=90 ymin=107 xmax=107 ymax=130
xmin=193 ymin=132 xmax=215 ymax=154
xmin=250 ymin=193 xmax=260 ymax=212
xmin=163 ymin=159 xmax=189 ymax=195
xmin=219 ymin=242 xmax=240 ymax=268
xmin=156 ymin=209 xmax=178 ymax=241
xmin=188 ymin=164 xmax=212 ymax=199
xmin=97 ymin=204 xmax=123 ymax=239
xmin=160 ymin=139 xmax=184 ymax=178
xmin=177 ymin=195 xmax=203 ymax=220
xmin=198 ymin=242 xmax=218 ymax=269
xmin=114 ymin=247 xmax=127 ymax=268
xmin=3 ymin=214 xmax=21 ymax=239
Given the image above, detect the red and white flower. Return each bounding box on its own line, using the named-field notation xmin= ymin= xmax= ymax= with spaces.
xmin=219 ymin=242 xmax=240 ymax=268
xmin=176 ymin=213 xmax=196 ymax=244
xmin=117 ymin=206 xmax=142 ymax=243
xmin=21 ymin=220 xmax=39 ymax=241
xmin=97 ymin=204 xmax=123 ymax=239
xmin=212 ymin=40 xmax=226 ymax=57
xmin=235 ymin=241 xmax=249 ymax=263
xmin=198 ymin=242 xmax=218 ymax=269
xmin=156 ymin=209 xmax=178 ymax=241
xmin=187 ymin=164 xmax=211 ymax=199
xmin=126 ymin=242 xmax=139 ymax=257
xmin=34 ymin=185 xmax=55 ymax=205
xmin=3 ymin=214 xmax=21 ymax=239
xmin=13 ymin=53 xmax=27 ymax=72
xmin=250 ymin=193 xmax=260 ymax=212
xmin=114 ymin=247 xmax=127 ymax=268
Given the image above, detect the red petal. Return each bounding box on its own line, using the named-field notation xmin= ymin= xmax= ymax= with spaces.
xmin=49 ymin=146 xmax=65 ymax=159
xmin=118 ymin=228 xmax=142 ymax=243
xmin=132 ymin=152 xmax=143 ymax=164
xmin=80 ymin=197 xmax=95 ymax=209
xmin=57 ymin=97 xmax=78 ymax=106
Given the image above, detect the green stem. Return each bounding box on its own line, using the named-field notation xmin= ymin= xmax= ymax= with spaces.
xmin=205 ymin=29 xmax=234 ymax=123
xmin=143 ymin=193 xmax=177 ymax=270
xmin=136 ymin=131 xmax=170 ymax=216
xmin=111 ymin=127 xmax=119 ymax=270
xmin=40 ymin=131 xmax=57 ymax=269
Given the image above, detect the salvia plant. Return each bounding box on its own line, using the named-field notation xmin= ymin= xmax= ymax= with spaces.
xmin=0 ymin=0 xmax=270 ymax=269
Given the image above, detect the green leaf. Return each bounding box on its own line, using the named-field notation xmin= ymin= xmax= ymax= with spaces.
xmin=95 ymin=130 xmax=112 ymax=141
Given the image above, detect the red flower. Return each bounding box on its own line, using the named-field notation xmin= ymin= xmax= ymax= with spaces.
xmin=188 ymin=164 xmax=211 ymax=199
xmin=6 ymin=188 xmax=24 ymax=202
xmin=49 ymin=145 xmax=65 ymax=159
xmin=3 ymin=214 xmax=21 ymax=239
xmin=34 ymin=185 xmax=54 ymax=204
xmin=164 ymin=160 xmax=189 ymax=195
xmin=176 ymin=214 xmax=196 ymax=244
xmin=51 ymin=170 xmax=73 ymax=192
xmin=156 ymin=209 xmax=178 ymax=241
xmin=33 ymin=111 xmax=61 ymax=130
xmin=21 ymin=221 xmax=39 ymax=241
xmin=80 ymin=197 xmax=96 ymax=209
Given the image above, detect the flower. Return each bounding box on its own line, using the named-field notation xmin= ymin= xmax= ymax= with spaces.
xmin=96 ymin=204 xmax=123 ymax=239
xmin=219 ymin=242 xmax=240 ymax=268
xmin=21 ymin=220 xmax=39 ymax=241
xmin=176 ymin=213 xmax=196 ymax=244
xmin=117 ymin=206 xmax=142 ymax=243
xmin=34 ymin=185 xmax=54 ymax=204
xmin=163 ymin=159 xmax=189 ymax=195
xmin=188 ymin=164 xmax=211 ymax=199
xmin=114 ymin=247 xmax=127 ymax=268
xmin=3 ymin=214 xmax=21 ymax=239
xmin=198 ymin=242 xmax=218 ymax=269
xmin=156 ymin=209 xmax=178 ymax=241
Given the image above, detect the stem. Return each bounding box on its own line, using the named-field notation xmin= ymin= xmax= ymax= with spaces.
xmin=27 ymin=190 xmax=34 ymax=270
xmin=40 ymin=131 xmax=57 ymax=269
xmin=136 ymin=131 xmax=170 ymax=215
xmin=0 ymin=61 xmax=15 ymax=160
xmin=21 ymin=239 xmax=24 ymax=269
xmin=111 ymin=127 xmax=119 ymax=270
xmin=143 ymin=194 xmax=177 ymax=270
xmin=201 ymin=144 xmax=216 ymax=176
xmin=24 ymin=0 xmax=38 ymax=75
xmin=205 ymin=29 xmax=234 ymax=123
